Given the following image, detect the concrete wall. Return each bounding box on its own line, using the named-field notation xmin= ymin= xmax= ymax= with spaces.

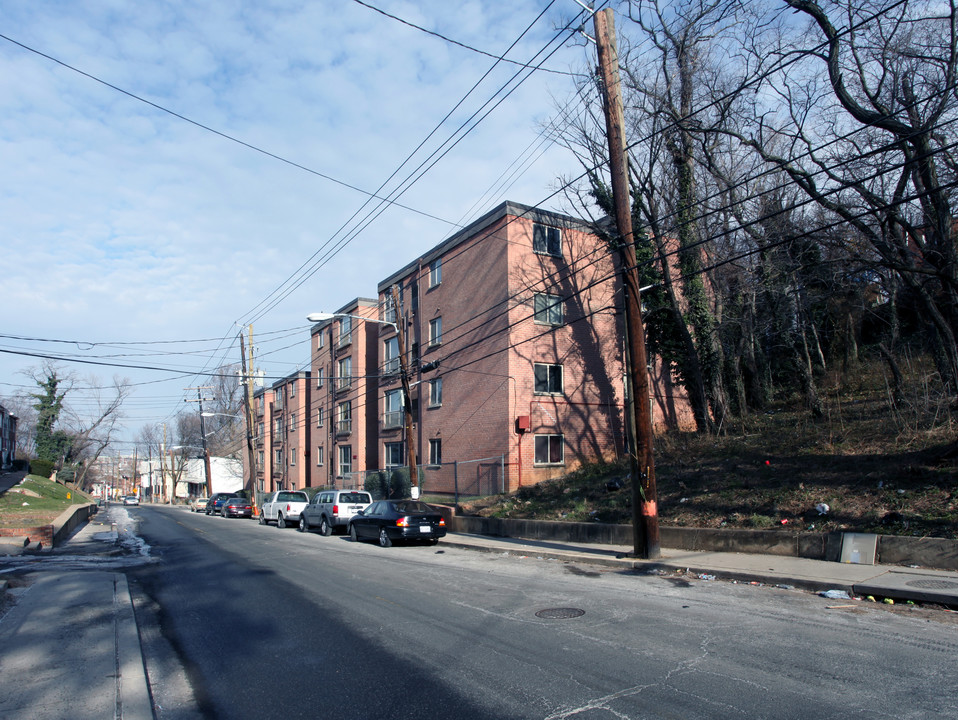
xmin=451 ymin=515 xmax=958 ymax=571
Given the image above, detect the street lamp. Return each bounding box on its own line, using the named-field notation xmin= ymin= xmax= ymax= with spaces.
xmin=308 ymin=291 xmax=420 ymax=500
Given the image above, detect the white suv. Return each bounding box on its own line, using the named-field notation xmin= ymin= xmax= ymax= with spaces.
xmin=300 ymin=489 xmax=372 ymax=536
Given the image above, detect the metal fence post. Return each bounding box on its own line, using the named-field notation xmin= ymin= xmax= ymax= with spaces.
xmin=454 ymin=460 xmax=459 ymax=507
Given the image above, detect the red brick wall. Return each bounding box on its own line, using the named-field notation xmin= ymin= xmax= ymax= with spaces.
xmin=0 ymin=525 xmax=53 ymax=547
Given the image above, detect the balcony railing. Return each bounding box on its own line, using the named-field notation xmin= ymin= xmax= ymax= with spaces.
xmin=337 ymin=331 xmax=353 ymax=348
xmin=336 ymin=376 xmax=352 ymax=393
xmin=382 ymin=357 xmax=400 ymax=375
xmin=381 ymin=410 xmax=403 ymax=430
xmin=336 ymin=419 xmax=352 ymax=435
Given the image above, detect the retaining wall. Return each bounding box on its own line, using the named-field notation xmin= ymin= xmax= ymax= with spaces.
xmin=450 ymin=515 xmax=958 ymax=571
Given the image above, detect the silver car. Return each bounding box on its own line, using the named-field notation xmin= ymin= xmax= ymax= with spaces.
xmin=300 ymin=489 xmax=372 ymax=535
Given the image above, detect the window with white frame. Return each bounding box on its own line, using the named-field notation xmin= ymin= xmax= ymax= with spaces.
xmin=316 ymin=332 xmax=325 ymax=349
xmin=534 ymin=434 xmax=564 ymax=465
xmin=338 ymin=445 xmax=352 ymax=477
xmin=428 ymin=377 xmax=443 ymax=407
xmin=257 ymin=450 xmax=264 ymax=465
xmin=429 ymin=438 xmax=442 ymax=466
xmin=534 ymin=363 xmax=563 ymax=394
xmin=428 ymin=316 xmax=442 ymax=346
xmin=383 ymin=336 xmax=399 ymax=374
xmin=337 ymin=356 xmax=352 ymax=391
xmin=290 ymin=383 xmax=296 ymax=398
xmin=429 ymin=258 xmax=442 ymax=287
xmin=257 ymin=422 xmax=264 ymax=439
xmin=289 ymin=448 xmax=296 ymax=466
xmin=316 ymin=446 xmax=324 ymax=466
xmin=316 ymin=407 xmax=324 ymax=428
xmin=274 ymin=417 xmax=284 ymax=434
xmin=384 ymin=441 xmax=404 ymax=468
xmin=383 ymin=389 xmax=403 ymax=429
xmin=382 ymin=294 xmax=397 ymax=324
xmin=534 ymin=293 xmax=564 ymax=325
xmin=316 ymin=367 xmax=324 ymax=388
xmin=533 ymin=223 xmax=562 ymax=256
xmin=338 ymin=316 xmax=352 ymax=347
xmin=274 ymin=449 xmax=283 ymax=464
xmin=336 ymin=401 xmax=352 ymax=434
xmin=289 ymin=412 xmax=296 ymax=432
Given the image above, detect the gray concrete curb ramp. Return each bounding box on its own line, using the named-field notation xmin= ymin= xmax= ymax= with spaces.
xmin=0 ymin=571 xmax=152 ymax=720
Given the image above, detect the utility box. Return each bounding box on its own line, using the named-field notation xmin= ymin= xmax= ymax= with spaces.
xmin=516 ymin=415 xmax=530 ymax=432
xmin=840 ymin=533 xmax=878 ymax=565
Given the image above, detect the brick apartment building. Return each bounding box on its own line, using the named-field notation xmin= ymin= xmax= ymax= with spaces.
xmin=246 ymin=200 xmax=692 ymax=497
xmin=254 ymin=370 xmax=311 ymax=493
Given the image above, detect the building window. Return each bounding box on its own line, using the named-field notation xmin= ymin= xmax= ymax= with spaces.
xmin=383 ymin=389 xmax=403 ymax=429
xmin=274 ymin=417 xmax=284 ymax=434
xmin=316 ymin=367 xmax=324 ymax=388
xmin=257 ymin=450 xmax=264 ymax=465
xmin=337 ymin=401 xmax=352 ymax=434
xmin=534 ymin=363 xmax=563 ymax=394
xmin=429 ymin=438 xmax=442 ymax=466
xmin=534 ymin=293 xmax=564 ymax=325
xmin=316 ymin=446 xmax=324 ymax=466
xmin=428 ymin=317 xmax=442 ymax=346
xmin=428 ymin=378 xmax=443 ymax=407
xmin=338 ymin=445 xmax=352 ymax=477
xmin=257 ymin=422 xmax=264 ymax=439
xmin=429 ymin=258 xmax=442 ymax=287
xmin=274 ymin=449 xmax=283 ymax=464
xmin=316 ymin=407 xmax=324 ymax=428
xmin=384 ymin=442 xmax=404 ymax=468
xmin=338 ymin=316 xmax=353 ymax=347
xmin=290 ymin=448 xmax=296 ymax=466
xmin=316 ymin=332 xmax=325 ymax=349
xmin=534 ymin=434 xmax=564 ymax=465
xmin=383 ymin=293 xmax=397 ymax=324
xmin=337 ymin=356 xmax=352 ymax=391
xmin=533 ymin=223 xmax=562 ymax=256
xmin=383 ymin=336 xmax=400 ymax=375
xmin=290 ymin=384 xmax=296 ymax=398
xmin=289 ymin=412 xmax=296 ymax=432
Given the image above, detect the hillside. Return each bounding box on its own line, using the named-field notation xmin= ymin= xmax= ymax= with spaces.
xmin=461 ymin=365 xmax=958 ymax=539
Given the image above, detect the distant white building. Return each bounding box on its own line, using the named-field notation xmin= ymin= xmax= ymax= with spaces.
xmin=137 ymin=456 xmax=244 ymax=501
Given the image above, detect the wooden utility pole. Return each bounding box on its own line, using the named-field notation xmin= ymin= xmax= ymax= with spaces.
xmin=240 ymin=326 xmax=257 ymax=512
xmin=391 ymin=285 xmax=419 ymax=496
xmin=185 ymin=387 xmax=214 ymax=499
xmin=594 ymin=7 xmax=660 ymax=558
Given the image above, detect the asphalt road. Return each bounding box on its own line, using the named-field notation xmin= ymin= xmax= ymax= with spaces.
xmin=130 ymin=505 xmax=958 ymax=719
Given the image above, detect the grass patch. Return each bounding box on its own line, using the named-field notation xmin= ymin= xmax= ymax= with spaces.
xmin=0 ymin=475 xmax=93 ymax=528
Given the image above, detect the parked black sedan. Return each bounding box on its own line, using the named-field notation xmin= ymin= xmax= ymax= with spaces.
xmin=221 ymin=497 xmax=253 ymax=518
xmin=348 ymin=500 xmax=446 ymax=547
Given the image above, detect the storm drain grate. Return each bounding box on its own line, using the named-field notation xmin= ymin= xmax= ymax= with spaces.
xmin=905 ymin=579 xmax=958 ymax=589
xmin=536 ymin=607 xmax=585 ymax=619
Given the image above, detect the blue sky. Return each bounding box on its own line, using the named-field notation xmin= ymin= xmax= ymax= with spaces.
xmin=0 ymin=0 xmax=598 ymax=444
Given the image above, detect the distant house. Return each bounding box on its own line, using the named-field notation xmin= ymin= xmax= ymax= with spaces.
xmin=0 ymin=403 xmax=17 ymax=470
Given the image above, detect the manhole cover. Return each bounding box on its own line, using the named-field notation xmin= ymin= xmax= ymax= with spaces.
xmin=905 ymin=579 xmax=958 ymax=589
xmin=536 ymin=608 xmax=585 ymax=619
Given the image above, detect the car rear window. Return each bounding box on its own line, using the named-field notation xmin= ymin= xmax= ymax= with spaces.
xmin=277 ymin=492 xmax=308 ymax=502
xmin=340 ymin=493 xmax=371 ymax=503
xmin=393 ymin=501 xmax=433 ymax=513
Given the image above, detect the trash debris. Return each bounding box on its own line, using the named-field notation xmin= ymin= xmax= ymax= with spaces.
xmin=780 ymin=518 xmax=789 ymax=525
xmin=21 ymin=502 xmax=29 ymax=506
xmin=698 ymin=574 xmax=716 ymax=581
xmin=866 ymin=595 xmax=876 ymax=602
xmin=679 ymin=497 xmax=689 ymax=503
xmin=883 ymin=598 xmax=895 ymax=605
xmin=820 ymin=589 xmax=851 ymax=600
xmin=815 ymin=502 xmax=830 ymax=515
xmin=776 ymin=584 xmax=795 ymax=591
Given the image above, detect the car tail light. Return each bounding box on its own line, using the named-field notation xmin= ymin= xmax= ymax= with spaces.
xmin=286 ymin=504 xmax=291 ymax=512
xmin=396 ymin=517 xmax=410 ymax=527
xmin=333 ymin=504 xmax=339 ymax=514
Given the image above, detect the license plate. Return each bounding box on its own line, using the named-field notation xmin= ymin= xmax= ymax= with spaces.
xmin=348 ymin=506 xmax=362 ymax=512
xmin=419 ymin=525 xmax=431 ymax=533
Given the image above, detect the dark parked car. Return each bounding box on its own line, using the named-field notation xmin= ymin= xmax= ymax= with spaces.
xmin=348 ymin=500 xmax=446 ymax=547
xmin=221 ymin=497 xmax=253 ymax=518
xmin=207 ymin=492 xmax=240 ymax=515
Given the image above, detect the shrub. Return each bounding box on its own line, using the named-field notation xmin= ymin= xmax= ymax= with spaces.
xmin=29 ymin=459 xmax=55 ymax=478
xmin=364 ymin=472 xmax=387 ymax=500
xmin=389 ymin=468 xmax=412 ymax=498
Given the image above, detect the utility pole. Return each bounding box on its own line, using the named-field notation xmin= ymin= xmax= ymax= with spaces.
xmin=391 ymin=285 xmax=419 ymax=497
xmin=593 ymin=7 xmax=660 ymax=558
xmin=185 ymin=387 xmax=214 ymax=499
xmin=240 ymin=326 xmax=257 ymax=512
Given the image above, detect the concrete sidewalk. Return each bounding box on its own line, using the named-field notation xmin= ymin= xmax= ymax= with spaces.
xmin=443 ymin=532 xmax=958 ymax=606
xmin=0 ymin=514 xmax=153 ymax=720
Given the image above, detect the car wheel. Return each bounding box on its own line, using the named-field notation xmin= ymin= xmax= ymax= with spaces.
xmin=258 ymin=512 xmax=266 ymax=525
xmin=349 ymin=524 xmax=358 ymax=542
xmin=378 ymin=527 xmax=392 ymax=548
xmin=299 ymin=516 xmax=309 ymax=533
xmin=277 ymin=514 xmax=287 ymax=529
xmin=320 ymin=517 xmax=331 ymax=537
